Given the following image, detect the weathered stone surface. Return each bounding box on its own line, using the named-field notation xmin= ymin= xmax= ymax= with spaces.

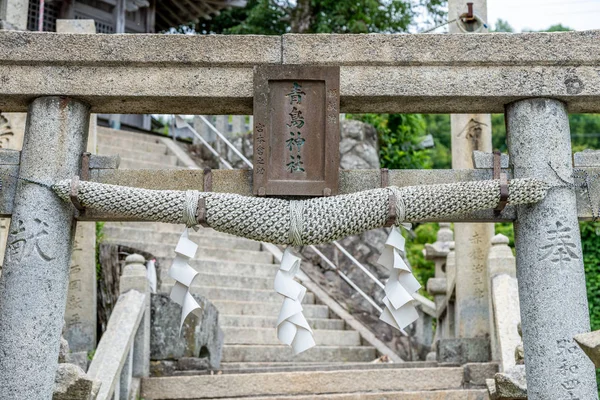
xmin=494 ymin=365 xmax=527 ymax=399
xmin=472 ymin=151 xmax=509 ymax=170
xmin=0 ymin=97 xmax=90 ymax=398
xmin=87 ymin=290 xmax=146 ymax=399
xmin=427 ymin=278 xmax=447 ymax=295
xmin=437 ymin=338 xmax=490 ymax=365
xmin=488 ymin=233 xmax=520 ymax=372
xmin=53 ymin=363 xmax=100 ymax=400
xmin=64 ymin=221 xmax=97 ymax=356
xmin=150 ymin=293 xmax=223 ymax=369
xmin=150 ymin=360 xmax=177 ymax=377
xmin=59 ymin=337 xmax=71 ymax=364
xmin=574 ymin=329 xmax=600 ymax=368
xmin=1 ymin=0 xmax=28 ymax=30
xmin=507 ymin=98 xmax=598 ymax=399
xmin=574 ymin=149 xmax=600 ymax=167
xmin=451 ymin=111 xmax=493 ymax=346
xmin=2 ymin=31 xmax=600 ymax=113
xmin=486 ymin=378 xmax=498 ymax=399
xmin=56 ymin=19 xmax=96 ymax=34
xmin=177 ymin=357 xmax=210 ymax=371
xmin=141 ymin=367 xmax=466 ymax=399
xmin=339 ymin=120 xmax=379 ymax=169
xmin=463 ymin=363 xmax=499 ymax=388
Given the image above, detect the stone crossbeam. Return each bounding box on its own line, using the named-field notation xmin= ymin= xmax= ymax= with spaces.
xmin=0 ymin=165 xmax=598 ymax=222
xmin=1 ymin=30 xmax=600 ymax=114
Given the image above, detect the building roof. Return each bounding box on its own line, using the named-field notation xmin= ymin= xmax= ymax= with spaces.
xmin=155 ymin=0 xmax=246 ymax=31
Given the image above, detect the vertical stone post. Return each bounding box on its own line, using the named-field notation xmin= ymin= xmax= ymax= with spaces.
xmin=232 ymin=115 xmax=247 ymax=135
xmin=121 ymin=254 xmax=150 ymax=379
xmin=448 ymin=0 xmax=494 ymax=347
xmin=0 ymin=0 xmax=29 ymax=30
xmin=0 ymin=97 xmax=90 ymax=398
xmin=216 ymin=115 xmax=229 ymax=137
xmin=487 ymin=234 xmax=520 ymax=371
xmin=57 ymin=18 xmax=99 ymax=371
xmin=506 ymin=98 xmax=598 ymax=399
xmin=425 ymin=223 xmax=453 ymax=339
xmin=443 ymin=242 xmax=456 ymax=339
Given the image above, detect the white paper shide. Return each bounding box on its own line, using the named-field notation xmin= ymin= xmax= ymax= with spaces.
xmin=168 ymin=228 xmax=203 ymax=331
xmin=274 ymin=247 xmax=316 ymax=354
xmin=378 ymin=227 xmax=421 ymax=331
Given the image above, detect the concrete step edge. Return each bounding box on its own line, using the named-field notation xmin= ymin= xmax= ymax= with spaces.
xmin=140 ymin=367 xmax=465 ymax=399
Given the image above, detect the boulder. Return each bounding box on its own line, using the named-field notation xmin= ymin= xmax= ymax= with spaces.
xmin=150 ymin=293 xmax=223 ymax=369
xmin=494 ymin=365 xmax=527 ymax=399
xmin=59 ymin=337 xmax=71 ymax=364
xmin=53 ymin=363 xmax=100 ymax=400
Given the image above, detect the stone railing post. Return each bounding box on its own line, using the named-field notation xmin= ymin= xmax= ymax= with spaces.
xmin=507 ymin=98 xmax=598 ymax=399
xmin=120 ymin=254 xmax=150 ymax=382
xmin=487 ymin=234 xmax=520 ymax=372
xmin=425 ymin=223 xmax=453 ymax=339
xmin=0 ymin=97 xmax=90 ymax=398
xmin=443 ymin=241 xmax=456 ymax=339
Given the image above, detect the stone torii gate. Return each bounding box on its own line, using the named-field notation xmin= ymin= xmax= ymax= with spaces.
xmin=0 ymin=31 xmax=599 ymax=399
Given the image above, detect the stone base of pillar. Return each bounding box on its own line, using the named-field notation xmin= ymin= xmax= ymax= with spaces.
xmin=437 ymin=338 xmax=491 ymax=365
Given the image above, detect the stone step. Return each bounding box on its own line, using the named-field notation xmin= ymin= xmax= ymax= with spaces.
xmin=159 ymin=285 xmax=314 ymax=304
xmin=97 ymin=127 xmax=167 ymax=144
xmin=102 ymin=223 xmax=242 ymax=241
xmin=160 ymin=273 xmax=274 ymax=290
xmin=103 ymin=227 xmax=261 ymax=251
xmin=118 ymin=159 xmax=181 ymax=170
xmin=98 ymin=134 xmax=169 ymax=153
xmin=140 ymin=367 xmax=466 ymax=399
xmin=212 ymin=301 xmax=329 ymax=318
xmin=104 ymin=240 xmax=273 ymax=264
xmin=219 ymin=315 xmax=344 ymax=330
xmin=97 ymin=144 xmax=179 ymax=165
xmin=222 ymin=327 xmax=360 ymax=346
xmin=214 ymin=391 xmax=489 ymax=400
xmin=116 ymin=222 xmax=237 ymax=236
xmin=221 ymin=345 xmax=377 ymax=363
xmin=215 ymin=361 xmax=439 ymax=374
xmin=186 ymin=260 xmax=278 ymax=279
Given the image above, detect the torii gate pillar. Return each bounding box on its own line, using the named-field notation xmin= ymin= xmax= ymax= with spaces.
xmin=0 ymin=97 xmax=90 ymax=398
xmin=507 ymin=98 xmax=598 ymax=400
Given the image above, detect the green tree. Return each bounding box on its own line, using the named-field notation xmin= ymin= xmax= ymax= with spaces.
xmin=190 ymin=0 xmax=446 ymax=35
xmin=492 ymin=18 xmax=514 ymax=33
xmin=350 ymin=113 xmax=433 ymax=169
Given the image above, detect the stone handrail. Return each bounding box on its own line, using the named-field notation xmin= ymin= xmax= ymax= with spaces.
xmin=87 ymin=254 xmax=150 ymax=400
xmin=487 ymin=234 xmax=521 ymax=372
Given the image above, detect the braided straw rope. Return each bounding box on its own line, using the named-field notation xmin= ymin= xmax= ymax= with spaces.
xmin=53 ymin=178 xmax=549 ymax=245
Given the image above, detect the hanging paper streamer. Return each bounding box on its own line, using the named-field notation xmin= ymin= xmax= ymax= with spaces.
xmin=274 ymin=247 xmax=316 ymax=354
xmin=378 ymin=227 xmax=421 ymax=331
xmin=168 ymin=228 xmax=203 ymax=331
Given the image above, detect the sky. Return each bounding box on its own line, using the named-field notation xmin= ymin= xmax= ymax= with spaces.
xmin=487 ymin=0 xmax=600 ymax=32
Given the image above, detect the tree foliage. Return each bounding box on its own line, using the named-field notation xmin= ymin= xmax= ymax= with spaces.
xmin=187 ymin=0 xmax=446 ymax=35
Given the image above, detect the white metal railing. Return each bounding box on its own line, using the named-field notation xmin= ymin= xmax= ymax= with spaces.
xmin=173 ymin=115 xmax=435 ymax=322
xmin=87 ymin=254 xmax=150 ymax=400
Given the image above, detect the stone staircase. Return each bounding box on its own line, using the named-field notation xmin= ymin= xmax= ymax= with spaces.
xmin=96 ymin=127 xmax=492 ymax=399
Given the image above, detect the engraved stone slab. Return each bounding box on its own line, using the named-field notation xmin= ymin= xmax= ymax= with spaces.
xmin=253 ymin=66 xmax=340 ymax=196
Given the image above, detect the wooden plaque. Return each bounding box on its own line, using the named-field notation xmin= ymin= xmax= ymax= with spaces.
xmin=253 ymin=66 xmax=340 ymax=196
